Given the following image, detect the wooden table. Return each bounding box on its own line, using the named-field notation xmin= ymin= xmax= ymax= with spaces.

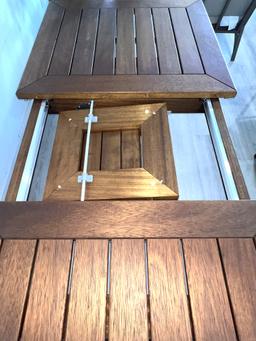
xmin=0 ymin=201 xmax=256 ymax=340
xmin=17 ymin=0 xmax=236 ymax=100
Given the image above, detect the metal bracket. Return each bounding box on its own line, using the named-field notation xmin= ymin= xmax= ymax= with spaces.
xmin=85 ymin=114 xmax=98 ymax=123
xmin=77 ymin=173 xmax=94 ymax=183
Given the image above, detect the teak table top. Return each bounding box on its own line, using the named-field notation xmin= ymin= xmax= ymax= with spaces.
xmin=17 ymin=0 xmax=236 ymax=100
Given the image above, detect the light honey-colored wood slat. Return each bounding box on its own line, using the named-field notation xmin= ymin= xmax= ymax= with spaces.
xmin=44 ymin=115 xmax=82 ymax=198
xmin=66 ymin=240 xmax=108 ymax=341
xmin=116 ymin=8 xmax=136 ymax=74
xmin=101 ymin=131 xmax=121 ymax=170
xmin=122 ymin=130 xmax=141 ymax=169
xmin=142 ymin=103 xmax=178 ymax=195
xmin=21 ymin=240 xmax=72 ymax=341
xmin=62 ymin=103 xmax=164 ymax=131
xmin=219 ymin=238 xmax=256 ymax=340
xmin=47 ymin=169 xmax=178 ymax=200
xmin=0 ymin=240 xmax=36 ymax=341
xmin=184 ymin=239 xmax=237 ymax=341
xmin=148 ymin=239 xmax=192 ymax=340
xmin=109 ymin=239 xmax=148 ymax=341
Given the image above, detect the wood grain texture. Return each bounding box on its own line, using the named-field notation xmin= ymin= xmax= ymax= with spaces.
xmin=48 ymin=169 xmax=178 ymax=200
xmin=44 ymin=115 xmax=82 ymax=198
xmin=66 ymin=240 xmax=108 ymax=341
xmin=88 ymin=132 xmax=102 ymax=171
xmin=21 ymin=240 xmax=72 ymax=341
xmin=93 ymin=8 xmax=116 ymax=75
xmin=109 ymin=239 xmax=148 ymax=341
xmin=0 ymin=240 xmax=36 ymax=341
xmin=122 ymin=130 xmax=141 ymax=168
xmin=187 ymin=0 xmax=235 ymax=88
xmin=6 ymin=101 xmax=41 ymax=201
xmin=142 ymin=103 xmax=178 ymax=195
xmin=1 ymin=201 xmax=255 ymax=238
xmin=152 ymin=8 xmax=181 ymax=74
xmin=219 ymin=238 xmax=256 ymax=340
xmin=18 ymin=3 xmax=64 ymax=89
xmin=184 ymin=239 xmax=237 ymax=341
xmin=48 ymin=8 xmax=81 ymax=75
xmin=135 ymin=8 xmax=159 ymax=74
xmin=71 ymin=9 xmax=99 ymax=75
xmin=170 ymin=7 xmax=204 ymax=74
xmin=148 ymin=239 xmax=192 ymax=340
xmin=116 ymin=8 xmax=136 ymax=74
xmin=17 ymin=74 xmax=236 ymax=99
xmin=212 ymin=99 xmax=249 ymax=199
xmin=101 ymin=131 xmax=121 ymax=170
xmin=62 ymin=103 xmax=163 ymax=131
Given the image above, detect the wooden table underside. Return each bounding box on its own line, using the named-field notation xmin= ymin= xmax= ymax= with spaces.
xmin=17 ymin=0 xmax=236 ymax=99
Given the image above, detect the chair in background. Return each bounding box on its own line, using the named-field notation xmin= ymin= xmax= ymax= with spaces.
xmin=204 ymin=0 xmax=256 ymax=60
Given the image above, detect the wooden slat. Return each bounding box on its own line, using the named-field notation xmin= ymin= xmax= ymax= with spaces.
xmin=71 ymin=9 xmax=99 ymax=75
xmin=187 ymin=1 xmax=234 ymax=88
xmin=88 ymin=132 xmax=102 ymax=171
xmin=6 ymin=101 xmax=41 ymax=201
xmin=21 ymin=240 xmax=72 ymax=340
xmin=109 ymin=239 xmax=148 ymax=340
xmin=152 ymin=8 xmax=181 ymax=74
xmin=148 ymin=239 xmax=192 ymax=340
xmin=1 ymin=201 xmax=256 ymax=239
xmin=17 ymin=74 xmax=236 ymax=100
xmin=212 ymin=99 xmax=249 ymax=199
xmin=0 ymin=240 xmax=36 ymax=340
xmin=122 ymin=130 xmax=140 ymax=168
xmin=93 ymin=8 xmax=116 ymax=75
xmin=44 ymin=115 xmax=82 ymax=198
xmin=19 ymin=3 xmax=64 ymax=89
xmin=142 ymin=103 xmax=178 ymax=195
xmin=62 ymin=103 xmax=163 ymax=131
xmin=66 ymin=240 xmax=108 ymax=341
xmin=184 ymin=239 xmax=237 ymax=341
xmin=170 ymin=8 xmax=204 ymax=74
xmin=48 ymin=169 xmax=178 ymax=200
xmin=48 ymin=9 xmax=81 ymax=75
xmin=51 ymin=0 xmax=200 ymax=8
xmin=116 ymin=8 xmax=136 ymax=74
xmin=101 ymin=131 xmax=121 ymax=170
xmin=219 ymin=238 xmax=256 ymax=340
xmin=135 ymin=8 xmax=159 ymax=74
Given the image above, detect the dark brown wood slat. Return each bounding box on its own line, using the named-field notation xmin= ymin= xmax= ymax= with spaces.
xmin=142 ymin=104 xmax=178 ymax=195
xmin=187 ymin=1 xmax=234 ymax=88
xmin=88 ymin=132 xmax=102 ymax=171
xmin=71 ymin=9 xmax=99 ymax=75
xmin=152 ymin=8 xmax=181 ymax=74
xmin=148 ymin=239 xmax=192 ymax=340
xmin=184 ymin=239 xmax=237 ymax=341
xmin=51 ymin=0 xmax=200 ymax=8
xmin=121 ymin=130 xmax=140 ymax=168
xmin=17 ymin=74 xmax=236 ymax=100
xmin=219 ymin=238 xmax=256 ymax=340
xmin=135 ymin=8 xmax=159 ymax=74
xmin=21 ymin=240 xmax=72 ymax=340
xmin=101 ymin=131 xmax=121 ymax=170
xmin=19 ymin=3 xmax=64 ymax=89
xmin=116 ymin=8 xmax=136 ymax=74
xmin=48 ymin=8 xmax=81 ymax=75
xmin=66 ymin=240 xmax=108 ymax=341
xmin=6 ymin=101 xmax=41 ymax=201
xmin=211 ymin=99 xmax=249 ymax=199
xmin=44 ymin=115 xmax=82 ymax=199
xmin=109 ymin=239 xmax=148 ymax=340
xmin=0 ymin=240 xmax=36 ymax=340
xmin=170 ymin=7 xmax=204 ymax=74
xmin=1 ymin=201 xmax=256 ymax=238
xmin=93 ymin=8 xmax=116 ymax=75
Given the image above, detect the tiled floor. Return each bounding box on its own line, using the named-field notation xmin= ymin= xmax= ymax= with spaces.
xmin=218 ymin=14 xmax=256 ymax=199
